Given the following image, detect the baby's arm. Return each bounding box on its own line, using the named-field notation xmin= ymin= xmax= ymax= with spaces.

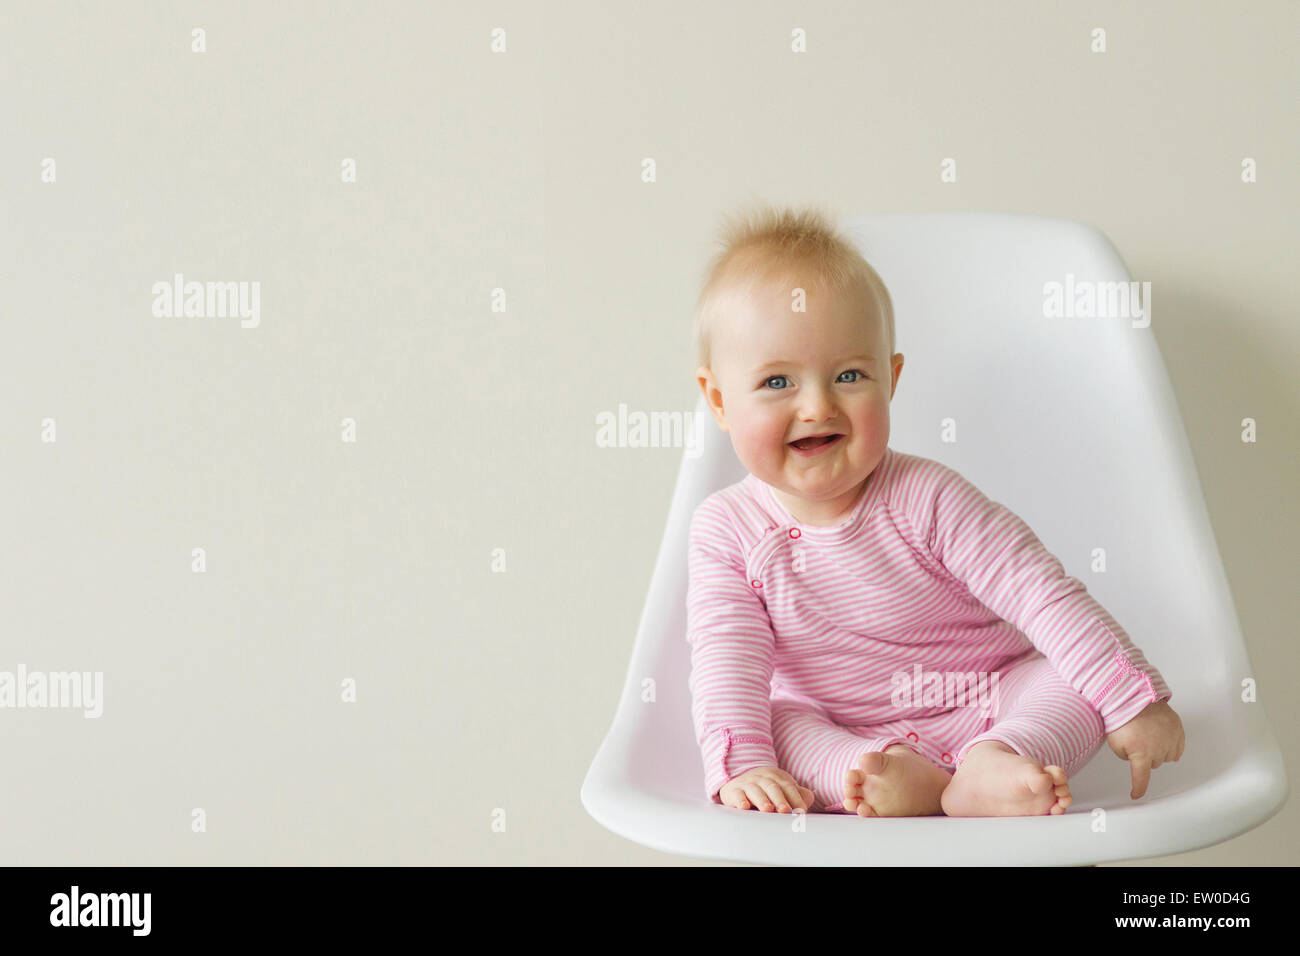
xmin=920 ymin=465 xmax=1172 ymax=735
xmin=686 ymin=497 xmax=795 ymax=806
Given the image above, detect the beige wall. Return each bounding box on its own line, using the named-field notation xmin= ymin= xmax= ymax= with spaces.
xmin=1 ymin=0 xmax=1293 ymax=865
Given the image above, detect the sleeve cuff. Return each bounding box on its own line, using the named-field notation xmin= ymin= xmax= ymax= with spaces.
xmin=702 ymin=727 xmax=779 ymax=803
xmin=1091 ymin=651 xmax=1172 ymax=734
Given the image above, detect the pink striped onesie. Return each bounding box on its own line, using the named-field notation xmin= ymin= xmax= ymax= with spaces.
xmin=687 ymin=446 xmax=1172 ymax=812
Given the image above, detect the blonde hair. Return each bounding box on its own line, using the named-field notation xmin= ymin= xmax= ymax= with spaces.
xmin=692 ymin=202 xmax=895 ymax=371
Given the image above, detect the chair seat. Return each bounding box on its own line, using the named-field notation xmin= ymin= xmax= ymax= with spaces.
xmin=581 ymin=213 xmax=1288 ymax=865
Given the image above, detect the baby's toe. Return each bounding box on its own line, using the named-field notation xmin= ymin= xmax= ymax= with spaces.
xmin=842 ymin=772 xmax=861 ymax=811
xmin=1025 ymin=768 xmax=1054 ymax=795
xmin=858 ymin=752 xmax=887 ymax=776
xmin=1047 ymin=769 xmax=1073 ymax=812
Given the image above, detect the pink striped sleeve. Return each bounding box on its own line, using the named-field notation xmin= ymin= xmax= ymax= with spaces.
xmin=686 ymin=495 xmax=780 ymax=803
xmin=919 ymin=464 xmax=1172 ymax=734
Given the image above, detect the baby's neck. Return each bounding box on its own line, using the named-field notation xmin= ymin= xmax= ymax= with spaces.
xmin=774 ymin=477 xmax=869 ymax=526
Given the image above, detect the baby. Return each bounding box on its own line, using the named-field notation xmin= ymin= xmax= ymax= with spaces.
xmin=687 ymin=204 xmax=1185 ymax=817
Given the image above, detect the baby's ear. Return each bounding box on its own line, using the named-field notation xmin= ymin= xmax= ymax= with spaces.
xmin=696 ymin=367 xmax=723 ymax=411
xmin=888 ymin=353 xmax=905 ymax=399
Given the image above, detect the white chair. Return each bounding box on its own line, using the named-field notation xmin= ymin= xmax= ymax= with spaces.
xmin=581 ymin=213 xmax=1288 ymax=865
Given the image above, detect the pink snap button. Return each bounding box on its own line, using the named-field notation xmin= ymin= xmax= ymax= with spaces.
xmin=788 ymin=528 xmax=801 ymax=539
xmin=941 ymin=753 xmax=953 ymax=764
xmin=906 ymin=732 xmax=919 ymax=742
xmin=750 ymin=580 xmax=762 ymax=589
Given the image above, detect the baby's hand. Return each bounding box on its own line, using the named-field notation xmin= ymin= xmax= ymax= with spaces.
xmin=719 ymin=767 xmax=814 ymax=813
xmin=1105 ymin=699 xmax=1186 ymax=799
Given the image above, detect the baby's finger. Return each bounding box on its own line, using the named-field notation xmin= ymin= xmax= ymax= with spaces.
xmin=744 ymin=783 xmax=776 ymax=812
xmin=772 ymin=777 xmax=806 ymax=811
xmin=1129 ymin=755 xmax=1151 ymax=799
xmin=758 ymin=779 xmax=791 ymax=812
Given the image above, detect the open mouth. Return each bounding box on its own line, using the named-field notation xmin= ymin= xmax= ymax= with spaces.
xmin=789 ymin=434 xmax=843 ymax=451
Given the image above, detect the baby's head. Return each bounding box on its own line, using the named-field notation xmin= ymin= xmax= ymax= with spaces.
xmin=693 ymin=204 xmax=903 ymax=524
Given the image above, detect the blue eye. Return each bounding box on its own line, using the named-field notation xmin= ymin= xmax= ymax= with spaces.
xmin=764 ymin=370 xmax=868 ymax=389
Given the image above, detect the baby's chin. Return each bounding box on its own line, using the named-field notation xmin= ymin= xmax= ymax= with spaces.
xmin=767 ymin=463 xmax=861 ymax=493
xmin=773 ymin=455 xmax=879 ymax=493
xmin=775 ymin=479 xmax=858 ymax=502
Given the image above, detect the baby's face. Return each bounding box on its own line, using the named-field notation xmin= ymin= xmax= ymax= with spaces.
xmin=698 ymin=278 xmax=901 ymax=521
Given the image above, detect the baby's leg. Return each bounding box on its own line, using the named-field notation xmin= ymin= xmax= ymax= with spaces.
xmin=941 ymin=655 xmax=1106 ymax=816
xmin=770 ymin=698 xmax=949 ymax=815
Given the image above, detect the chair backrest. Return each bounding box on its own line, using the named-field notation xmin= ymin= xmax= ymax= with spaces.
xmin=622 ymin=213 xmax=1244 ymax=799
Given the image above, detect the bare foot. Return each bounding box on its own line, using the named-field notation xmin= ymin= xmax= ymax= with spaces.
xmin=842 ymin=744 xmax=951 ymax=817
xmin=940 ymin=741 xmax=1074 ymax=817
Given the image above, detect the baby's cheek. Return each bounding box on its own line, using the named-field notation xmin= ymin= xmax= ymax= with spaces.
xmin=743 ymin=419 xmax=785 ymax=452
xmin=731 ymin=422 xmax=782 ymax=469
